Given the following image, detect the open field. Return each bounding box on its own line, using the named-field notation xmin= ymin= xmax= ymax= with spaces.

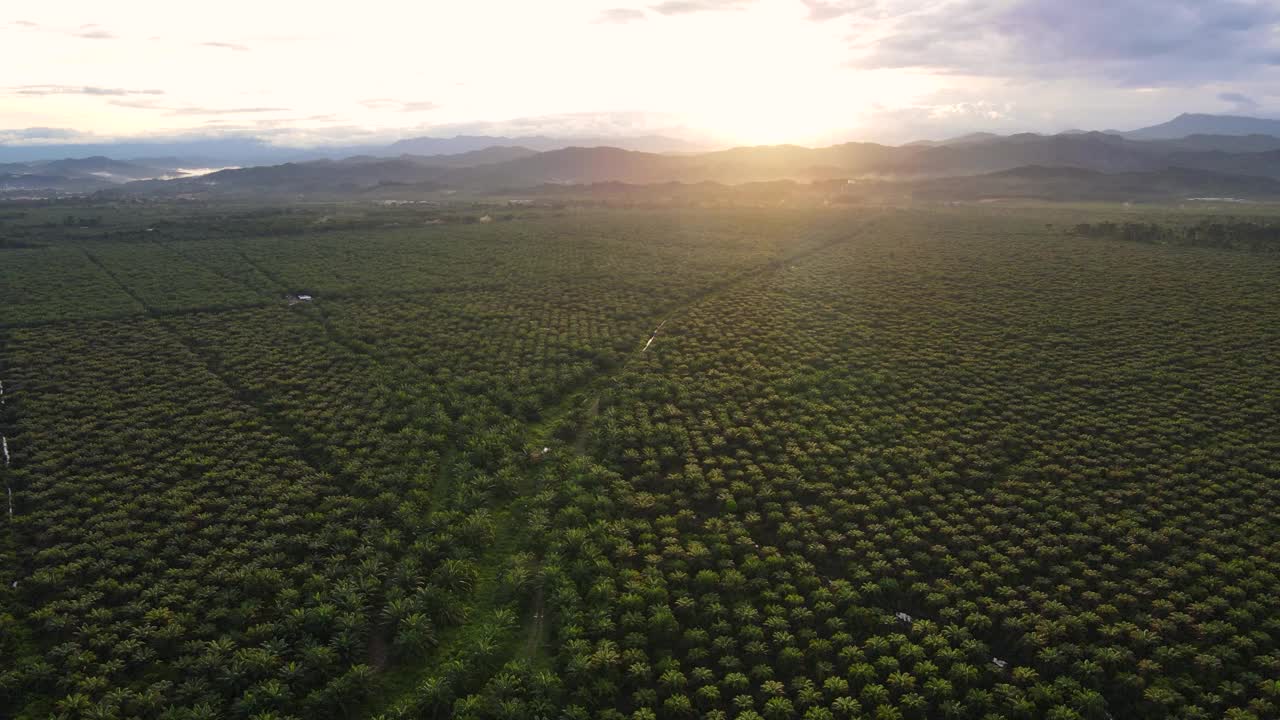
xmin=2 ymin=202 xmax=1279 ymax=720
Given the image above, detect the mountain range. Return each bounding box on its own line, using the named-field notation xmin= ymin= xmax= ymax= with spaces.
xmin=114 ymin=130 xmax=1280 ymax=201
xmin=0 ymin=134 xmax=704 ymax=165
xmin=1116 ymin=113 xmax=1280 ymax=140
xmin=0 ymin=156 xmax=208 ymax=194
xmin=7 ymin=114 xmax=1280 ymax=202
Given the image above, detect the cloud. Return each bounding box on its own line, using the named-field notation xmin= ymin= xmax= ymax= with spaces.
xmin=926 ymin=100 xmax=1014 ymax=121
xmin=800 ymin=0 xmax=874 ymax=22
xmin=74 ymin=24 xmax=115 ymax=39
xmin=1218 ymin=91 xmax=1260 ymax=112
xmin=847 ymin=0 xmax=1280 ymax=86
xmin=107 ymin=99 xmax=167 ymax=110
xmin=361 ymin=99 xmax=439 ymax=112
xmin=651 ymin=0 xmax=755 ymax=15
xmin=177 ymin=122 xmax=407 ymax=147
xmin=12 ymin=20 xmax=39 ymax=28
xmin=202 ymin=41 xmax=250 ymax=51
xmin=591 ymin=1 xmax=754 ymax=21
xmin=98 ymin=97 xmax=289 ymax=116
xmin=400 ymin=101 xmax=439 ymax=112
xmin=13 ymin=85 xmax=166 ymax=97
xmin=596 ymin=7 xmax=647 ymax=23
xmin=166 ymin=106 xmax=290 ymax=116
xmin=420 ymin=110 xmax=704 ymax=141
xmin=839 ymin=98 xmax=1039 ymax=144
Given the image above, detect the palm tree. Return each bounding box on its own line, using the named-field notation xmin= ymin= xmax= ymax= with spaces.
xmin=763 ymin=696 xmax=797 ymax=720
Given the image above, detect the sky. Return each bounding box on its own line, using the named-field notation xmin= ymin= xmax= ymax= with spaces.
xmin=2 ymin=0 xmax=1279 ymax=148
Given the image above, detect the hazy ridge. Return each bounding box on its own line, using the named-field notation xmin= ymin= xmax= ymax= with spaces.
xmin=8 ymin=113 xmax=1280 ymax=202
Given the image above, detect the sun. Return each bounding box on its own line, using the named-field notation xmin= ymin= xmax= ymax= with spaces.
xmin=698 ymin=100 xmax=841 ymax=147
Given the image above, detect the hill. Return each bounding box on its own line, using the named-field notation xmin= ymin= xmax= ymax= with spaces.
xmin=113 ymin=129 xmax=1280 ymax=199
xmin=386 ymin=134 xmax=703 ymax=156
xmin=0 ymin=133 xmax=705 ymax=165
xmin=0 ymin=156 xmax=196 ymax=196
xmin=904 ymin=131 xmax=1003 ymax=147
xmin=1123 ymin=113 xmax=1280 ymax=140
xmin=1148 ymin=134 xmax=1280 ymax=153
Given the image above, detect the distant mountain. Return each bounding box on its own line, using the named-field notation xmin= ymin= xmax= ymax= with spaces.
xmin=386 ymin=134 xmax=705 ymax=156
xmin=7 ymin=147 xmax=544 ymax=197
xmin=446 ymin=133 xmax=1170 ymax=189
xmin=0 ymin=156 xmax=168 ymax=180
xmin=905 ymin=132 xmax=1003 ymax=148
xmin=121 ymin=157 xmax=449 ymax=196
xmin=0 ymin=138 xmax=321 ymax=166
xmin=0 ymin=156 xmax=200 ymax=196
xmin=58 ymin=111 xmax=1280 ymax=200
xmin=1145 ymin=134 xmax=1280 ymax=154
xmin=674 ymin=132 xmax=1158 ymax=179
xmin=885 ymin=132 xmax=1154 ymax=175
xmin=118 ymin=146 xmax=548 ymax=194
xmin=1124 ymin=113 xmax=1280 ymax=140
xmin=40 ymin=156 xmax=171 ymax=181
xmin=1162 ymin=149 xmax=1280 ymax=179
xmin=108 ymin=130 xmax=1280 ymax=198
xmin=0 ymin=173 xmax=108 ymax=195
xmin=0 ymin=134 xmax=706 ymax=165
xmin=397 ymin=146 xmax=540 ymax=168
xmin=334 ymin=146 xmax=539 ymax=168
xmin=450 ymin=146 xmax=697 ymax=187
xmin=11 ymin=112 xmax=1280 ymax=170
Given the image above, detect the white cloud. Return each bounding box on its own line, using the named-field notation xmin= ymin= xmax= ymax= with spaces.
xmin=596 ymin=7 xmax=647 ymax=22
xmin=201 ymin=41 xmax=250 ymax=51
